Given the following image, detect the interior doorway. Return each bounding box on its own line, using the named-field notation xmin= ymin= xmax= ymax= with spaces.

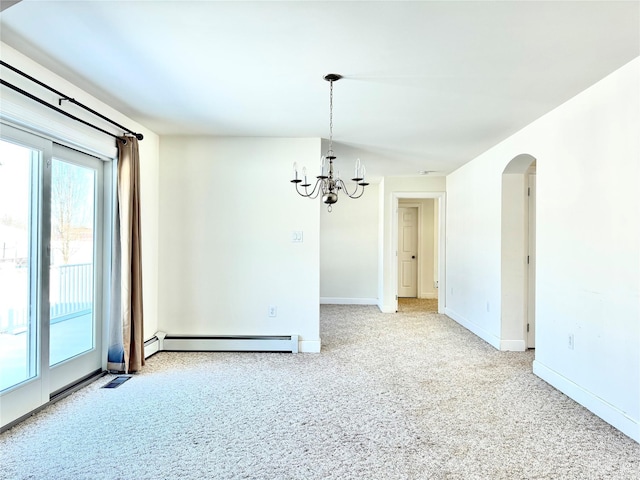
xmin=393 ymin=193 xmax=445 ymax=313
xmin=500 ymin=154 xmax=536 ymax=350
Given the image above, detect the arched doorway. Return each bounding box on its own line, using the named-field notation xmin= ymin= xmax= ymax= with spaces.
xmin=501 ymin=154 xmax=536 ymax=350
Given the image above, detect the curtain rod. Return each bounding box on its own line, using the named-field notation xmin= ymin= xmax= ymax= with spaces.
xmin=1 ymin=78 xmax=128 ymax=143
xmin=0 ymin=60 xmax=143 ymax=142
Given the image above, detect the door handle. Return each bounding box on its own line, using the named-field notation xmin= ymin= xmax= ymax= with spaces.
xmin=412 ymin=255 xmax=416 ymax=259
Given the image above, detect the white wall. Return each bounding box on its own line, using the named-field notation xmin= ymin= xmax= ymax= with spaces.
xmin=500 ymin=171 xmax=529 ymax=350
xmin=320 ymin=183 xmax=379 ymax=304
xmin=433 ymin=199 xmax=439 ymax=290
xmin=445 ymin=157 xmax=502 ymax=345
xmin=158 ymin=137 xmax=321 ymax=352
xmin=0 ymin=43 xmax=161 ymax=341
xmin=379 ymin=176 xmax=446 ymax=312
xmin=445 ymin=58 xmax=639 ymax=441
xmin=420 ymin=199 xmax=437 ymax=299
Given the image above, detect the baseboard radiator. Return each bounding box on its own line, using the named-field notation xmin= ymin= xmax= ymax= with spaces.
xmin=161 ymin=335 xmax=299 ymax=353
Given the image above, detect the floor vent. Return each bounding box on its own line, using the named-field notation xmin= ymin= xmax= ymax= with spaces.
xmin=102 ymin=375 xmax=131 ymax=389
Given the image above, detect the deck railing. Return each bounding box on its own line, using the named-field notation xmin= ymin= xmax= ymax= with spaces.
xmin=0 ymin=263 xmax=93 ymax=334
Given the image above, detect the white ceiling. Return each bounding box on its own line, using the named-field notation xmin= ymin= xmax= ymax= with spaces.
xmin=1 ymin=1 xmax=639 ymax=178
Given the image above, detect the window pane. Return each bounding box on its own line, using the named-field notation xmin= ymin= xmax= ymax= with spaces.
xmin=0 ymin=140 xmax=37 ymax=391
xmin=49 ymin=159 xmax=95 ymax=366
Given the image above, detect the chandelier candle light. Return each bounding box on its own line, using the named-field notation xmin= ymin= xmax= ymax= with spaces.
xmin=291 ymin=73 xmax=368 ymax=212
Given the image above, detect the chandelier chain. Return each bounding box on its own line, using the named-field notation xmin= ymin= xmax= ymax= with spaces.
xmin=329 ymin=79 xmax=333 ymax=153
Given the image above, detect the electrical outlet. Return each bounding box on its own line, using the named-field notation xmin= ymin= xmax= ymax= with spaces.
xmin=268 ymin=305 xmax=277 ymax=317
xmin=568 ymin=333 xmax=574 ymax=350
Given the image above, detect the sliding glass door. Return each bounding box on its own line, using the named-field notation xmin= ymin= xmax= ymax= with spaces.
xmin=0 ymin=135 xmax=42 ymax=394
xmin=0 ymin=125 xmax=107 ymax=427
xmin=48 ymin=147 xmax=104 ymax=394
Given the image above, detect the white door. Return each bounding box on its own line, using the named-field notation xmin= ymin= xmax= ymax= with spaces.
xmin=397 ymin=207 xmax=418 ymax=298
xmin=527 ymin=174 xmax=536 ymax=348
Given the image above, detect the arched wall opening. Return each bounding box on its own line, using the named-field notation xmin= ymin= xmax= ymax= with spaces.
xmin=501 ymin=154 xmax=536 ymax=351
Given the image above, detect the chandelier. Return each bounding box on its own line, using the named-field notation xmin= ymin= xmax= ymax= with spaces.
xmin=291 ymin=73 xmax=368 ymax=212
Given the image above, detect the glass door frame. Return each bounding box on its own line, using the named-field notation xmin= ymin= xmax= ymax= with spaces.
xmin=0 ymin=125 xmax=51 ymax=426
xmin=0 ymin=124 xmax=111 ymax=429
xmin=48 ymin=144 xmax=105 ymax=395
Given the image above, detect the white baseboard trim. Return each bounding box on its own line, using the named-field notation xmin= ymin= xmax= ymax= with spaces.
xmin=444 ymin=307 xmax=501 ymax=350
xmin=320 ymin=297 xmax=378 ymax=305
xmin=533 ymin=360 xmax=639 ymax=442
xmin=299 ymin=340 xmax=321 ymax=353
xmin=500 ymin=339 xmax=526 ymax=352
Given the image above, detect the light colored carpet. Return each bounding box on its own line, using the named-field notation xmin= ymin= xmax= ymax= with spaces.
xmin=397 ymin=297 xmax=438 ymax=313
xmin=1 ymin=305 xmax=638 ymax=479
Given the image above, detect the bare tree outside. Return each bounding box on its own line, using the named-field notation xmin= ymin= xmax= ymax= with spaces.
xmin=51 ymin=160 xmax=94 ymax=265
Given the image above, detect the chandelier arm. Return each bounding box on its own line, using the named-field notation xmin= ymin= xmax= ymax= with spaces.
xmin=295 ymin=178 xmax=323 ymax=199
xmin=336 ymin=178 xmax=367 ymax=199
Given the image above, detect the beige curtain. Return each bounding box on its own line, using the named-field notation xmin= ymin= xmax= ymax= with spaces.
xmin=116 ymin=136 xmax=144 ymax=373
